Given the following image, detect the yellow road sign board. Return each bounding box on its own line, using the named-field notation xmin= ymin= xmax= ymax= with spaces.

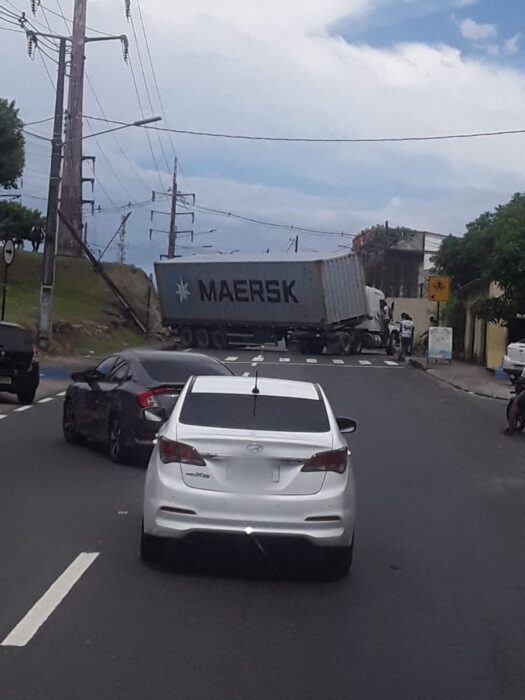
xmin=428 ymin=275 xmax=450 ymax=302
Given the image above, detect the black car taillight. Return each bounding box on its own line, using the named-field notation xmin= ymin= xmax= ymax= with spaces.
xmin=301 ymin=447 xmax=348 ymax=474
xmin=158 ymin=437 xmax=205 ymax=466
xmin=136 ymin=386 xmax=180 ymax=409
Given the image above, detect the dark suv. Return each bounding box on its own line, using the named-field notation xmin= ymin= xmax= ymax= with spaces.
xmin=0 ymin=322 xmax=40 ymax=404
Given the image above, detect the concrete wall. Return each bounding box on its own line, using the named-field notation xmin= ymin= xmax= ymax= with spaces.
xmin=387 ymin=297 xmax=439 ymax=336
xmin=463 ymin=281 xmax=507 ymax=369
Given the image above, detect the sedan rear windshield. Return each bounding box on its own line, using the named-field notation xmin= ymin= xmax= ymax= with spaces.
xmin=140 ymin=358 xmax=232 ymax=383
xmin=179 ymin=393 xmax=330 ymax=433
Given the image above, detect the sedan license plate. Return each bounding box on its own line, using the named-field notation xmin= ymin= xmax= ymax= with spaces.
xmin=227 ymin=458 xmax=280 ymax=483
xmin=0 ymin=377 xmax=12 ymax=385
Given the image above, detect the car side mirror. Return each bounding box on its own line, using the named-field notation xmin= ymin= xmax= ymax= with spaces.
xmin=336 ymin=417 xmax=358 ymax=434
xmin=144 ymin=407 xmax=168 ymax=424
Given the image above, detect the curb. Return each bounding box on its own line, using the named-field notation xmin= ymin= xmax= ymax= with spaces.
xmin=408 ymin=358 xmax=509 ymax=402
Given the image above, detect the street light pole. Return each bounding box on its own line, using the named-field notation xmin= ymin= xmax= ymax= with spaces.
xmin=38 ymin=38 xmax=67 ymax=350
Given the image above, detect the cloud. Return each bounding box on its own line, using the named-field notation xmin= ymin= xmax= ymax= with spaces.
xmin=458 ymin=18 xmax=498 ymax=42
xmin=504 ymin=34 xmax=521 ymax=56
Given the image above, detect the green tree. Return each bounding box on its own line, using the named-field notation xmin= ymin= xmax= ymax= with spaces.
xmin=434 ymin=193 xmax=525 ymax=322
xmin=353 ymin=223 xmax=418 ymax=258
xmin=0 ymin=99 xmax=25 ymax=189
xmin=0 ymin=201 xmax=44 ymax=249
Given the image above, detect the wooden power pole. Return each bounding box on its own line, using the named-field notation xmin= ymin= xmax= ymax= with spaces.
xmin=57 ymin=0 xmax=87 ymax=257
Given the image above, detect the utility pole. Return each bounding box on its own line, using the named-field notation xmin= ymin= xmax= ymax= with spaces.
xmin=167 ymin=157 xmax=178 ymax=258
xmin=38 ymin=38 xmax=67 ymax=349
xmin=118 ymin=213 xmax=127 ymax=263
xmin=57 ymin=0 xmax=87 ymax=257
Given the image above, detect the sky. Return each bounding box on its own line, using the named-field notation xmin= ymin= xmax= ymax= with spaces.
xmin=1 ymin=0 xmax=524 ymax=270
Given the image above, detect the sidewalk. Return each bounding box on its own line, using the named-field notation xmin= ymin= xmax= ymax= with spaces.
xmin=410 ymin=357 xmax=511 ymax=401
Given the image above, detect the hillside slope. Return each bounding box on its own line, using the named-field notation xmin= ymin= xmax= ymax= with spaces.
xmin=0 ymin=250 xmax=162 ymax=354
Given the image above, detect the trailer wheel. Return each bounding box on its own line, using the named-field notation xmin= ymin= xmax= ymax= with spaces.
xmin=195 ymin=327 xmax=211 ymax=350
xmin=211 ymin=328 xmax=228 ymax=350
xmin=179 ymin=326 xmax=193 ymax=349
xmin=339 ymin=332 xmax=353 ymax=355
xmin=353 ymin=335 xmax=363 ymax=355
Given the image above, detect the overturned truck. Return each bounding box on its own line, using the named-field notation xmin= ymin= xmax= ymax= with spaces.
xmin=155 ymin=252 xmax=399 ymax=355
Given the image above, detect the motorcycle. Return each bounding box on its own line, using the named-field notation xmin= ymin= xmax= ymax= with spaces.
xmin=507 ymin=374 xmax=525 ymax=432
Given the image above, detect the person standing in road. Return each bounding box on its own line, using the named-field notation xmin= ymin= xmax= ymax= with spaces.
xmin=398 ymin=312 xmax=415 ymax=361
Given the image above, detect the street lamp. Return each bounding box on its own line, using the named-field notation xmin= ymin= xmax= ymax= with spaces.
xmin=81 ymin=116 xmax=162 ymax=141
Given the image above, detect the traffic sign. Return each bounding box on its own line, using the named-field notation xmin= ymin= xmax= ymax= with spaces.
xmin=2 ymin=239 xmax=15 ymax=267
xmin=428 ymin=275 xmax=450 ymax=303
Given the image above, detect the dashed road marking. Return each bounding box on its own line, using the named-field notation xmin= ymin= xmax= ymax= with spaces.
xmin=1 ymin=552 xmax=99 ymax=647
xmin=37 ymin=397 xmax=54 ymax=404
xmin=332 ymin=359 xmax=345 ymax=365
xmin=56 ymin=391 xmax=66 ymax=397
xmin=0 ymin=415 xmax=6 ymax=420
xmin=384 ymin=361 xmax=398 ymax=366
xmin=359 ymin=360 xmax=372 ymax=366
xmin=14 ymin=406 xmax=32 ymax=413
xmin=225 ymin=356 xmax=238 ymax=362
xmin=252 ymin=355 xmax=264 ymax=363
xmin=279 ymin=357 xmax=291 ymax=362
xmin=306 ymin=358 xmax=318 ymax=364
xmin=242 ymin=371 xmax=250 ymax=377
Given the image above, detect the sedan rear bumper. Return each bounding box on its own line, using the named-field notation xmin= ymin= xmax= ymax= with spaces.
xmin=144 ymin=457 xmax=355 ymax=548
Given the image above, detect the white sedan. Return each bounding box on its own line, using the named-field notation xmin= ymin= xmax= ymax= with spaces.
xmin=141 ymin=375 xmax=357 ymax=576
xmin=503 ymin=339 xmax=525 ymax=376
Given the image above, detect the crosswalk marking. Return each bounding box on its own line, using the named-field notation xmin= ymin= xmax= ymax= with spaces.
xmin=332 ymin=359 xmax=344 ymax=365
xmin=14 ymin=406 xmax=32 ymax=413
xmin=56 ymin=391 xmax=66 ymax=397
xmin=306 ymin=358 xmax=318 ymax=364
xmin=384 ymin=360 xmax=398 ymax=366
xmin=279 ymin=357 xmax=291 ymax=362
xmin=225 ymin=356 xmax=238 ymax=362
xmin=37 ymin=397 xmax=54 ymax=404
xmin=359 ymin=360 xmax=372 ymax=366
xmin=252 ymin=355 xmax=264 ymax=362
xmin=0 ymin=415 xmax=6 ymax=420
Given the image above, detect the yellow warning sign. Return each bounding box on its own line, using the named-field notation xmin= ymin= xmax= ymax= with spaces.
xmin=428 ymin=276 xmax=450 ymax=302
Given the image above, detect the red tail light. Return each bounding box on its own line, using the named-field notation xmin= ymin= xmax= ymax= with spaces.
xmin=137 ymin=386 xmax=179 ymax=409
xmin=158 ymin=437 xmax=205 ymax=466
xmin=301 ymin=447 xmax=348 ymax=474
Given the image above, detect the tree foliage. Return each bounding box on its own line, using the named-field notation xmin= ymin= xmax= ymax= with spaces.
xmin=433 ymin=193 xmax=525 ymax=322
xmin=0 ymin=201 xmax=44 ymax=248
xmin=0 ymin=99 xmax=25 ymax=189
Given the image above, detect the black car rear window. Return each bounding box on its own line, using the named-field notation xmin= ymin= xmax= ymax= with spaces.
xmin=140 ymin=357 xmax=232 ymax=383
xmin=0 ymin=324 xmax=33 ymax=353
xmin=179 ymin=393 xmax=330 ymax=432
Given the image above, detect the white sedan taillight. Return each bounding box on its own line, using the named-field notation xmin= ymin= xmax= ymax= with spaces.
xmin=301 ymin=447 xmax=348 ymax=474
xmin=158 ymin=437 xmax=205 ymax=466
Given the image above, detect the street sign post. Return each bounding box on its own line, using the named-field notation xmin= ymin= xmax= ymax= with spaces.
xmin=2 ymin=239 xmax=16 ymax=321
xmin=428 ymin=275 xmax=451 ymax=325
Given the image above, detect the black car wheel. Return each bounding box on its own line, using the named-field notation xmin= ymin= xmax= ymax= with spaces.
xmin=17 ymin=380 xmax=37 ymax=405
xmin=63 ymin=399 xmax=85 ymax=445
xmin=108 ymin=416 xmax=131 ymax=464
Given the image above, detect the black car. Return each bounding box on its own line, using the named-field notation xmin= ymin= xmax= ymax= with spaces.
xmin=62 ymin=350 xmax=233 ymax=463
xmin=0 ymin=322 xmax=40 ymax=404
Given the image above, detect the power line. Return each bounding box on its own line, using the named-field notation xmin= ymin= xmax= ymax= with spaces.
xmin=84 ymin=116 xmax=136 ymax=202
xmin=82 ymin=114 xmax=525 ymax=145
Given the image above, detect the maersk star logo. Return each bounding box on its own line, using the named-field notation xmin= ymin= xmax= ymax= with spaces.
xmin=175 ymin=277 xmax=191 ymax=303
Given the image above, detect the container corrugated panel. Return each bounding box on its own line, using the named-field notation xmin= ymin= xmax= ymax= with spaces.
xmin=155 ymin=252 xmax=368 ymax=328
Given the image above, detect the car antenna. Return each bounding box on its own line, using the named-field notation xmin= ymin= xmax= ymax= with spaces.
xmin=252 ymin=371 xmax=260 ymax=395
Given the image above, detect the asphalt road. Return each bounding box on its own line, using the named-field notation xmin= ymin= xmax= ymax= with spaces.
xmin=1 ymin=349 xmax=525 ymax=700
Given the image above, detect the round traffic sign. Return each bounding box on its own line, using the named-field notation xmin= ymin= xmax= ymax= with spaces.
xmin=2 ymin=239 xmax=15 ymax=267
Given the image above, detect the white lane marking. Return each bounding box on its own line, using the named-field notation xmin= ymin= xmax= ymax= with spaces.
xmin=14 ymin=406 xmax=32 ymax=412
xmin=279 ymin=357 xmax=291 ymax=363
xmin=251 ymin=363 xmax=258 ymax=367
xmin=37 ymin=397 xmax=54 ymax=404
xmin=384 ymin=360 xmax=398 ymax=366
xmin=56 ymin=391 xmax=66 ymax=397
xmin=224 ymin=356 xmax=239 ymax=362
xmin=0 ymin=415 xmax=7 ymax=420
xmin=306 ymin=358 xmax=318 ymax=364
xmin=252 ymin=355 xmax=264 ymax=362
xmin=1 ymin=552 xmax=99 ymax=647
xmin=242 ymin=371 xmax=250 ymax=377
xmin=332 ymin=359 xmax=345 ymax=365
xmin=359 ymin=360 xmax=372 ymax=366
